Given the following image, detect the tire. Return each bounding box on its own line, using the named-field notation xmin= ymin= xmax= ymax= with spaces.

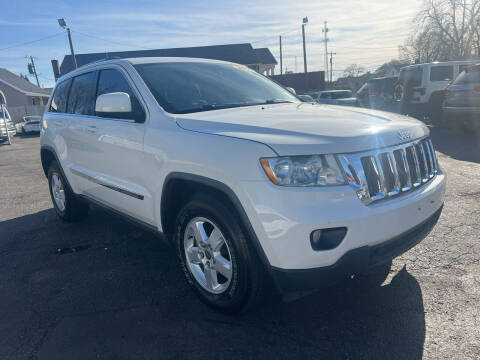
xmin=47 ymin=161 xmax=89 ymax=222
xmin=427 ymin=92 xmax=445 ymax=125
xmin=355 ymin=260 xmax=392 ymax=287
xmin=175 ymin=193 xmax=266 ymax=313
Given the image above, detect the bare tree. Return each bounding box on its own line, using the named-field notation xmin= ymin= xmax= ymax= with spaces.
xmin=401 ymin=0 xmax=480 ymax=62
xmin=343 ymin=64 xmax=366 ymax=78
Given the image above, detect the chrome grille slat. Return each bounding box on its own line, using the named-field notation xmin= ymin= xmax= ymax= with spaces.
xmin=427 ymin=139 xmax=438 ymax=173
xmin=410 ymin=145 xmax=422 ymax=187
xmin=397 ymin=148 xmax=412 ymax=191
xmin=416 ymin=143 xmax=429 ymax=183
xmin=339 ymin=137 xmax=439 ymax=205
xmin=373 ymin=155 xmax=387 ymax=200
xmin=423 ymin=141 xmax=435 ymax=178
xmin=384 ymin=152 xmax=401 ymax=196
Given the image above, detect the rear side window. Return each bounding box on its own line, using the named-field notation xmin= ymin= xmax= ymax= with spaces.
xmin=430 ymin=66 xmax=453 ymax=82
xmin=453 ymin=66 xmax=480 ymax=85
xmin=67 ymin=72 xmax=97 ymax=115
xmin=399 ymin=67 xmax=423 ymax=86
xmin=97 ymin=69 xmax=144 ymax=121
xmin=49 ymin=79 xmax=71 ymax=113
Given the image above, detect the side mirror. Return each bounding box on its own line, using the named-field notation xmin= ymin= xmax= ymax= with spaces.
xmin=95 ymin=92 xmax=132 ymax=114
xmin=286 ymin=87 xmax=296 ymax=94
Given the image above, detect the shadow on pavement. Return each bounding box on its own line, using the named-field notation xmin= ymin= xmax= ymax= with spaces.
xmin=0 ymin=206 xmax=425 ymax=360
xmin=430 ymin=126 xmax=480 ymax=163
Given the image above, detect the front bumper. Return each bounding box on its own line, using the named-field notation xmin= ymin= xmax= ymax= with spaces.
xmin=270 ymin=205 xmax=442 ymax=292
xmin=240 ymin=169 xmax=446 ymax=271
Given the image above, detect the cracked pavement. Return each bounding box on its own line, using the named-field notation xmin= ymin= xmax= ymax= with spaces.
xmin=0 ymin=128 xmax=479 ymax=360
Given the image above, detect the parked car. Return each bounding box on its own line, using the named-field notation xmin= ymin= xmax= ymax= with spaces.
xmin=317 ymin=90 xmax=357 ymax=106
xmin=40 ymin=58 xmax=445 ymax=312
xmin=297 ymin=94 xmax=314 ymax=102
xmin=0 ymin=105 xmax=15 ymax=142
xmin=356 ymin=77 xmax=398 ymax=111
xmin=21 ymin=115 xmax=41 ymax=134
xmin=393 ymin=60 xmax=479 ymax=119
xmin=442 ymin=64 xmax=480 ymax=131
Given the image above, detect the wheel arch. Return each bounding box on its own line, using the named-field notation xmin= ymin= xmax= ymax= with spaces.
xmin=40 ymin=146 xmax=58 ymax=177
xmin=160 ymin=172 xmax=271 ymax=269
xmin=40 ymin=145 xmax=75 ymax=194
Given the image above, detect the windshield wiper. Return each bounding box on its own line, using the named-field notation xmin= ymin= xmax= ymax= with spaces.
xmin=264 ymin=99 xmax=295 ymax=104
xmin=177 ymin=102 xmax=262 ymax=114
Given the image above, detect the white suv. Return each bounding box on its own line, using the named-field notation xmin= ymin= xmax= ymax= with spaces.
xmin=41 ymin=58 xmax=446 ymax=312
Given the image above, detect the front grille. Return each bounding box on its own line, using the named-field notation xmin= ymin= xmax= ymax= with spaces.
xmin=338 ymin=137 xmax=438 ymax=205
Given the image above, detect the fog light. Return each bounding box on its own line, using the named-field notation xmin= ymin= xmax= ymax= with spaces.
xmin=310 ymin=227 xmax=347 ymax=251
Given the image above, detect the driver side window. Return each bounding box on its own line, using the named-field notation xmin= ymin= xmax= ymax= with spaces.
xmin=97 ymin=69 xmax=145 ymax=121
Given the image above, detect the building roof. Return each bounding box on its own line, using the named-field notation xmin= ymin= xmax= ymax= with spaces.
xmin=253 ymin=48 xmax=277 ymax=65
xmin=0 ymin=68 xmax=50 ymax=97
xmin=60 ymin=43 xmax=276 ymax=75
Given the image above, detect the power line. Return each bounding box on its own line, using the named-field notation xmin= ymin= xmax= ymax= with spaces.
xmin=0 ymin=33 xmax=63 ymax=52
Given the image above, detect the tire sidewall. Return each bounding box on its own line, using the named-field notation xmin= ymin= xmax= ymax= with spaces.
xmin=175 ymin=196 xmax=253 ymax=311
xmin=48 ymin=163 xmax=67 ymax=218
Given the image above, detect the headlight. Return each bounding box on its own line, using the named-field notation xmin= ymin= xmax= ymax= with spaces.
xmin=260 ymin=155 xmax=347 ymax=186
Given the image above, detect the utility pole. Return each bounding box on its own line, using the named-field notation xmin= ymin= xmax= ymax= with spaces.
xmin=322 ymin=22 xmax=329 ymax=84
xmin=329 ymin=52 xmax=336 ymax=83
xmin=25 ymin=56 xmax=40 ymax=87
xmin=301 ymin=17 xmax=308 ymax=73
xmin=279 ymin=36 xmax=283 ymax=75
xmin=58 ymin=18 xmax=77 ymax=69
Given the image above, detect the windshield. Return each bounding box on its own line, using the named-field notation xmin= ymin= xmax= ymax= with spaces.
xmin=134 ymin=62 xmax=298 ymax=114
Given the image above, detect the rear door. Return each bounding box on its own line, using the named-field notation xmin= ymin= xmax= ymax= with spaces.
xmin=63 ymin=71 xmax=99 ymax=193
xmin=44 ymin=78 xmax=73 ymax=179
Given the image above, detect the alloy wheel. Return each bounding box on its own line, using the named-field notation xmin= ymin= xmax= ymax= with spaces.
xmin=184 ymin=217 xmax=233 ymax=294
xmin=51 ymin=173 xmax=66 ymax=212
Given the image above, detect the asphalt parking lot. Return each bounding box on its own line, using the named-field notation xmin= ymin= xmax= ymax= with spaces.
xmin=1 ymin=130 xmax=479 ymax=360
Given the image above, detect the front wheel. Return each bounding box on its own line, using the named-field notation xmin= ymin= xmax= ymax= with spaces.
xmin=355 ymin=260 xmax=392 ymax=287
xmin=175 ymin=194 xmax=266 ymax=313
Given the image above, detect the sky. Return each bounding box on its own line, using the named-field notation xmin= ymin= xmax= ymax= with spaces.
xmin=0 ymin=0 xmax=421 ymax=88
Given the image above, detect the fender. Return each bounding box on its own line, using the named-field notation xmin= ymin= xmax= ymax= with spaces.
xmin=161 ymin=172 xmax=272 ymax=270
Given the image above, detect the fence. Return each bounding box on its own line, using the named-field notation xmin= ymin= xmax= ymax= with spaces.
xmin=7 ymin=105 xmax=46 ymax=123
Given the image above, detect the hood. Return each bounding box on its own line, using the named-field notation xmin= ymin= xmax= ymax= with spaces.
xmin=175 ymin=103 xmax=429 ymax=156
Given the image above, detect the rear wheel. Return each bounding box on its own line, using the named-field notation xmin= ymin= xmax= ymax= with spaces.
xmin=427 ymin=92 xmax=445 ymax=125
xmin=175 ymin=194 xmax=266 ymax=312
xmin=48 ymin=161 xmax=89 ymax=222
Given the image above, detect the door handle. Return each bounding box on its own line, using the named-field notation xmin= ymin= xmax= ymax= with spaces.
xmin=54 ymin=120 xmax=63 ymax=127
xmin=86 ymin=125 xmax=97 ymax=134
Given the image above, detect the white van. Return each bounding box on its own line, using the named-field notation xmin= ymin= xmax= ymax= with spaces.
xmin=394 ymin=60 xmax=480 ymax=118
